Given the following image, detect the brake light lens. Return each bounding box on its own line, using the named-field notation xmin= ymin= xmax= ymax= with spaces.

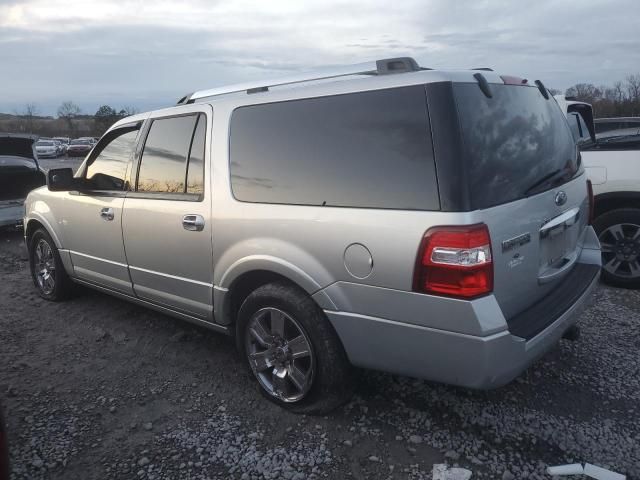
xmin=586 ymin=179 xmax=594 ymax=225
xmin=413 ymin=224 xmax=493 ymax=298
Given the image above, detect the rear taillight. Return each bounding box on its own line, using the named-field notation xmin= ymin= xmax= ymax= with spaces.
xmin=413 ymin=224 xmax=493 ymax=299
xmin=586 ymin=179 xmax=594 ymax=225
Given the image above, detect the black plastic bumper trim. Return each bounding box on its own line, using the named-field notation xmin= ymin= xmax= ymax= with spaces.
xmin=506 ymin=263 xmax=599 ymax=340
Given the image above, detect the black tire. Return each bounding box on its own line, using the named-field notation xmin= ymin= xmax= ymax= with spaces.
xmin=236 ymin=282 xmax=354 ymax=414
xmin=593 ymin=208 xmax=640 ymax=288
xmin=28 ymin=228 xmax=74 ymax=301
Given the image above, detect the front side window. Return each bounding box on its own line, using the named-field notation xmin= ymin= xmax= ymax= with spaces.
xmin=229 ymin=86 xmax=439 ymax=210
xmin=84 ymin=128 xmax=138 ymax=191
xmin=137 ymin=115 xmax=200 ymax=194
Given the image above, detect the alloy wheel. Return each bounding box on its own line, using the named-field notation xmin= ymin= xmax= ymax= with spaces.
xmin=599 ymin=223 xmax=640 ymax=279
xmin=245 ymin=307 xmax=315 ymax=403
xmin=34 ymin=239 xmax=56 ymax=294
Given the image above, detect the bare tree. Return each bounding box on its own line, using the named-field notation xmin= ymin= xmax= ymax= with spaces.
xmin=23 ymin=103 xmax=39 ymax=133
xmin=57 ymin=101 xmax=81 ymax=135
xmin=121 ymin=105 xmax=139 ymax=116
xmin=565 ymin=83 xmax=602 ymax=104
xmin=613 ymin=81 xmax=625 ymax=103
xmin=625 ymin=74 xmax=640 ymax=103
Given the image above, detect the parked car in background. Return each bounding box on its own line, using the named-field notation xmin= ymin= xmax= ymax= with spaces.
xmin=26 ymin=58 xmax=600 ymax=413
xmin=0 ymin=134 xmax=46 ymax=228
xmin=53 ymin=136 xmax=70 ymax=154
xmin=34 ymin=139 xmax=58 ymax=158
xmin=53 ymin=139 xmax=65 ymax=157
xmin=66 ymin=138 xmax=94 ymax=157
xmin=556 ymin=96 xmax=640 ymax=288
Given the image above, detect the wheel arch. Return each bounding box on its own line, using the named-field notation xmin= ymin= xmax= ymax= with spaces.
xmin=594 ymin=191 xmax=640 ymax=219
xmin=215 ymin=257 xmax=337 ymax=328
xmin=25 ymin=216 xmax=62 ymax=247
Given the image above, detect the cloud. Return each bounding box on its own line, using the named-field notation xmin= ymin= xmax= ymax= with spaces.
xmin=1 ymin=0 xmax=639 ymax=115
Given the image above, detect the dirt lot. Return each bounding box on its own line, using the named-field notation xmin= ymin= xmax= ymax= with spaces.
xmin=1 ymin=228 xmax=639 ymax=480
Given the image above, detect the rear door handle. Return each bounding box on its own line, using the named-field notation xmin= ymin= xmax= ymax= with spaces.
xmin=183 ymin=214 xmax=205 ymax=231
xmin=100 ymin=207 xmax=114 ymax=221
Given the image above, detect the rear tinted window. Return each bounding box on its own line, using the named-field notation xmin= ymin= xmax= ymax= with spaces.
xmin=229 ymin=86 xmax=439 ymax=210
xmin=454 ymin=83 xmax=578 ymax=209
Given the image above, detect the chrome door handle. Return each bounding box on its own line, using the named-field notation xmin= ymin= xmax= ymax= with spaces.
xmin=100 ymin=207 xmax=114 ymax=221
xmin=182 ymin=214 xmax=205 ymax=231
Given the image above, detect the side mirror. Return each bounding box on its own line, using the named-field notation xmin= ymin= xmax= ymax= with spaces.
xmin=47 ymin=168 xmax=76 ymax=191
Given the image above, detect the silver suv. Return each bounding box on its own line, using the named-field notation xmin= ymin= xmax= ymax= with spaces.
xmin=25 ymin=58 xmax=601 ymax=413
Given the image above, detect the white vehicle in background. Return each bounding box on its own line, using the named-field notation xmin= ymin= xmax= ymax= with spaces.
xmin=556 ymin=95 xmax=640 ymax=288
xmin=34 ymin=139 xmax=58 ymax=158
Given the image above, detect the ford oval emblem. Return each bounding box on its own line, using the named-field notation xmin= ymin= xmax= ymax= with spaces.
xmin=555 ymin=191 xmax=567 ymax=206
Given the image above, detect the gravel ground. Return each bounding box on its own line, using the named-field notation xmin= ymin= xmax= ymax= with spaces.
xmin=1 ymin=229 xmax=639 ymax=480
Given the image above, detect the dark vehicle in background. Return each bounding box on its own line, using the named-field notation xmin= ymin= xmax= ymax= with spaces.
xmin=0 ymin=134 xmax=46 ymax=228
xmin=66 ymin=138 xmax=94 ymax=157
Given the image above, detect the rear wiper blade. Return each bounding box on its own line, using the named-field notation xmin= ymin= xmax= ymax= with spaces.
xmin=524 ymin=168 xmax=565 ymax=195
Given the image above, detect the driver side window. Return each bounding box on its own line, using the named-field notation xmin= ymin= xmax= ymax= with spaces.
xmin=84 ymin=128 xmax=139 ymax=191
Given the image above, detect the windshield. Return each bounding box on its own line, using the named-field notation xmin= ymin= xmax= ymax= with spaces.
xmin=454 ymin=83 xmax=580 ymax=209
xmin=36 ymin=141 xmax=54 ymax=146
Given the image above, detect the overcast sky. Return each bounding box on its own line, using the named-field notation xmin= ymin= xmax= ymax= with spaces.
xmin=1 ymin=0 xmax=639 ymax=116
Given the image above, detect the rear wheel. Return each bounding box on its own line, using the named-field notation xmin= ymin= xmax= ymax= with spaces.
xmin=237 ymin=282 xmax=353 ymax=414
xmin=593 ymin=208 xmax=640 ymax=288
xmin=28 ymin=228 xmax=73 ymax=301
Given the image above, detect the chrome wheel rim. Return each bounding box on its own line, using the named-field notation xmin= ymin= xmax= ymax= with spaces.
xmin=599 ymin=223 xmax=640 ymax=279
xmin=34 ymin=239 xmax=56 ymax=294
xmin=245 ymin=307 xmax=315 ymax=403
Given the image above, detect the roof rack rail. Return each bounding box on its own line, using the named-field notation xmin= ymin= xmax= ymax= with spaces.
xmin=179 ymin=57 xmax=422 ymax=104
xmin=176 ymin=93 xmax=193 ymax=105
xmin=472 ymin=67 xmax=494 ymax=71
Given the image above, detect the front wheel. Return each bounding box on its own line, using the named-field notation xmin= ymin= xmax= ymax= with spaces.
xmin=28 ymin=228 xmax=73 ymax=301
xmin=594 ymin=208 xmax=640 ymax=288
xmin=236 ymin=282 xmax=353 ymax=414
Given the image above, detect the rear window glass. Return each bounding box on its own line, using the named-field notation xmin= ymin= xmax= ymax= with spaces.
xmin=229 ymin=86 xmax=439 ymax=210
xmin=137 ymin=115 xmax=198 ymax=193
xmin=454 ymin=83 xmax=579 ymax=209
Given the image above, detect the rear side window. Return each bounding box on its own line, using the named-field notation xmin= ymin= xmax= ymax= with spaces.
xmin=85 ymin=128 xmax=138 ymax=191
xmin=186 ymin=115 xmax=206 ymax=194
xmin=229 ymin=86 xmax=439 ymax=210
xmin=454 ymin=83 xmax=579 ymax=209
xmin=137 ymin=115 xmax=198 ymax=193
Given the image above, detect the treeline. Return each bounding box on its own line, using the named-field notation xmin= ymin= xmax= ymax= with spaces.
xmin=0 ymin=102 xmax=138 ymax=138
xmin=563 ymin=74 xmax=640 ymax=118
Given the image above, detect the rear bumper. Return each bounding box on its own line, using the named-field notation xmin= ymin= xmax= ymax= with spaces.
xmin=0 ymin=202 xmax=25 ymax=227
xmin=327 ymin=267 xmax=598 ymax=388
xmin=324 ymin=227 xmax=601 ymax=389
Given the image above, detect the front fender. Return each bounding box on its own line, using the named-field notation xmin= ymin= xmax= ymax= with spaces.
xmin=25 ymin=200 xmax=64 ymax=249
